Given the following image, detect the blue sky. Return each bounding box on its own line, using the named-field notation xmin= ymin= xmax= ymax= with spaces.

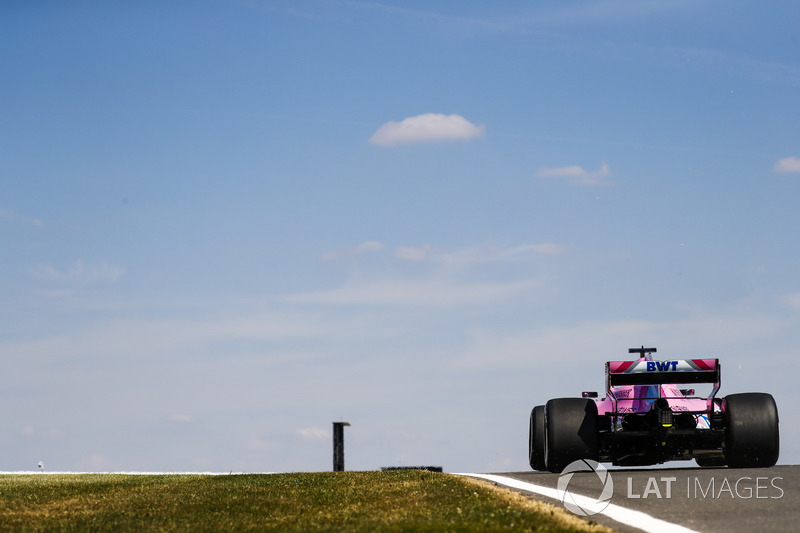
xmin=2 ymin=0 xmax=800 ymax=473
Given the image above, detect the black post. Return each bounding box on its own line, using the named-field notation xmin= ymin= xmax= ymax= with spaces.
xmin=332 ymin=422 xmax=350 ymax=472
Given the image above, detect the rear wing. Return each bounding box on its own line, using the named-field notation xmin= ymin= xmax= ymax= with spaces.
xmin=607 ymin=359 xmax=720 ymax=387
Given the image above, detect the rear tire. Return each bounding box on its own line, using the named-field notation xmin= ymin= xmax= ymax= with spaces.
xmin=724 ymin=392 xmax=779 ymax=468
xmin=529 ymin=405 xmax=546 ymax=471
xmin=695 ymin=456 xmax=726 ymax=467
xmin=545 ymin=398 xmax=598 ymax=473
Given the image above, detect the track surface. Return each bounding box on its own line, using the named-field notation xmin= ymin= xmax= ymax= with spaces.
xmin=492 ymin=465 xmax=798 ymax=533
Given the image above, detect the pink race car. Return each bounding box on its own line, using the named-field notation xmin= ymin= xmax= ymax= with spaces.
xmin=529 ymin=347 xmax=780 ymax=472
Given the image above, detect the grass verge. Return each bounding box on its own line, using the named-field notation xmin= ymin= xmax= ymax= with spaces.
xmin=0 ymin=471 xmax=613 ymax=532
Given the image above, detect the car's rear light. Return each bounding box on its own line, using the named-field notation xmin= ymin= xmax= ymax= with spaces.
xmin=659 ymin=410 xmax=673 ymax=428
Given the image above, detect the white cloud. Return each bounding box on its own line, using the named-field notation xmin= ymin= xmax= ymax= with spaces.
xmin=20 ymin=426 xmax=65 ymax=439
xmin=396 ymin=245 xmax=433 ymax=261
xmin=326 ymin=241 xmax=569 ymax=265
xmin=773 ymin=156 xmax=800 ymax=174
xmin=298 ymin=427 xmax=329 ymax=440
xmin=498 ymin=243 xmax=572 ymax=257
xmin=783 ymin=292 xmax=800 ymax=311
xmin=1 ymin=308 xmax=383 ymax=371
xmin=322 ymin=241 xmax=384 ymax=261
xmin=1 ymin=207 xmax=45 ymax=227
xmin=285 ymin=278 xmax=540 ymax=306
xmin=368 ymin=113 xmax=485 ymax=146
xmin=537 ymin=161 xmax=613 ymax=186
xmin=420 ymin=243 xmax=571 ymax=264
xmin=454 ymin=309 xmax=793 ymax=371
xmin=355 ymin=241 xmax=384 ymax=254
xmin=30 ymin=260 xmax=125 ymax=285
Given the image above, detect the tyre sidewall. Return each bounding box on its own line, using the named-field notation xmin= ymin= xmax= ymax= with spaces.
xmin=529 ymin=405 xmax=546 ymax=471
xmin=724 ymin=392 xmax=780 ymax=468
xmin=545 ymin=398 xmax=598 ymax=473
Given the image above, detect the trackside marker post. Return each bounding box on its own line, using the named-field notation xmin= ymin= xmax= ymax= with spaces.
xmin=332 ymin=422 xmax=350 ymax=472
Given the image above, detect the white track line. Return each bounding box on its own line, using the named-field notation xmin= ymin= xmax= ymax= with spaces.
xmin=456 ymin=473 xmax=700 ymax=533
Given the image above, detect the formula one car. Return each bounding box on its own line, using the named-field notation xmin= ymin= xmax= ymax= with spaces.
xmin=529 ymin=347 xmax=779 ymax=472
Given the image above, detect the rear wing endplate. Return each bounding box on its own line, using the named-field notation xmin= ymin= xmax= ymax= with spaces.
xmin=607 ymin=359 xmax=720 ymax=387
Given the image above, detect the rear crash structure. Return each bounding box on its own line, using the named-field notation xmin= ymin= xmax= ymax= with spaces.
xmin=529 ymin=347 xmax=780 ymax=472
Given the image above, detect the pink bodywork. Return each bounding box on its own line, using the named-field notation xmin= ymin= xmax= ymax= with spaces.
xmin=594 ymin=357 xmax=721 ymax=428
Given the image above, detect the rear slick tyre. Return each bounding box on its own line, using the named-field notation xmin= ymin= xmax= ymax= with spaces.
xmin=695 ymin=456 xmax=727 ymax=468
xmin=724 ymin=392 xmax=779 ymax=468
xmin=544 ymin=398 xmax=598 ymax=473
xmin=529 ymin=405 xmax=546 ymax=471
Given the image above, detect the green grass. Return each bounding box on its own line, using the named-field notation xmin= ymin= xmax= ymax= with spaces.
xmin=0 ymin=471 xmax=612 ymax=532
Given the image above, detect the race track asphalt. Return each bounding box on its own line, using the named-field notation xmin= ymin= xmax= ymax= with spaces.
xmin=491 ymin=464 xmax=798 ymax=533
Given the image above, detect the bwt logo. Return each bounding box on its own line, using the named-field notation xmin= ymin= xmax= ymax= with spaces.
xmin=646 ymin=361 xmax=678 ymax=371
